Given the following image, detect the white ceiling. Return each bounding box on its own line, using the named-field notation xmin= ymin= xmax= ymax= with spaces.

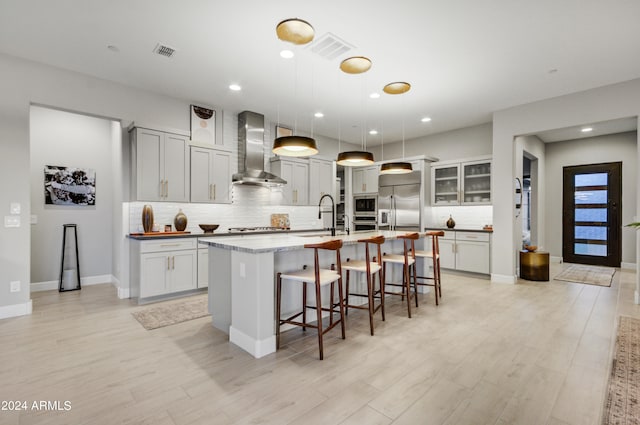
xmin=1 ymin=0 xmax=640 ymax=145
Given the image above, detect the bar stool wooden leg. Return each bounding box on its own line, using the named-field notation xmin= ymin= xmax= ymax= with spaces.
xmin=302 ymin=281 xmax=307 ymax=331
xmin=345 ymin=269 xmax=351 ymax=316
xmin=315 ymin=281 xmax=324 ymax=360
xmin=337 ymin=275 xmax=346 ymax=340
xmin=366 ymin=272 xmax=374 ymax=335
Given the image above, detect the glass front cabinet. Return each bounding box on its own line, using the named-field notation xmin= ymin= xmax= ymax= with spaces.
xmin=431 ymin=157 xmax=492 ymax=206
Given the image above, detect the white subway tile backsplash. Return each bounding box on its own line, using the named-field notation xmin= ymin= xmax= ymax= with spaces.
xmin=129 ymin=184 xmax=322 ymax=233
xmin=425 ymin=205 xmax=493 ymax=230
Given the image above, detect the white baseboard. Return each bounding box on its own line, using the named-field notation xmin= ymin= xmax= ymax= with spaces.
xmin=0 ymin=300 xmax=32 ymax=319
xmin=116 ymin=286 xmax=130 ymax=299
xmin=491 ymin=273 xmax=516 ymax=284
xmin=31 ymin=274 xmax=113 ymax=292
xmin=621 ymin=262 xmax=636 ymax=270
xmin=550 ymin=256 xmax=563 ymax=264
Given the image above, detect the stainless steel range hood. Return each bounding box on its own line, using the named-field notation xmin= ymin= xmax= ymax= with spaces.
xmin=232 ymin=111 xmax=286 ymax=186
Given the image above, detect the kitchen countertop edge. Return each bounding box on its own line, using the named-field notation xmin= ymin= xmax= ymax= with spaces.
xmin=425 ymin=227 xmax=493 ymax=233
xmin=127 ymin=228 xmax=327 ymax=240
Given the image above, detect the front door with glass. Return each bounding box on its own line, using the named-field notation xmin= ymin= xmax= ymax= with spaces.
xmin=562 ymin=162 xmax=621 ymax=267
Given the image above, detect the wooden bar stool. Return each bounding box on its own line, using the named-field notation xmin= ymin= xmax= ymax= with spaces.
xmin=413 ymin=230 xmax=444 ymax=305
xmin=276 ymin=239 xmax=346 ymax=360
xmin=341 ymin=235 xmax=385 ymax=336
xmin=382 ymin=233 xmax=419 ymax=318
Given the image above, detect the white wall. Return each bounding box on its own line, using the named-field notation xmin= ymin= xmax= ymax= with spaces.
xmin=371 ymin=122 xmax=493 ymax=162
xmin=545 ymin=131 xmax=637 ymax=265
xmin=29 ymin=106 xmax=117 ymax=286
xmin=493 ymin=78 xmax=640 ymax=285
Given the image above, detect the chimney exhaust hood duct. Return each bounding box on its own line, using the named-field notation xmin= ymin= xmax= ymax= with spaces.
xmin=232 ymin=111 xmax=287 ymax=186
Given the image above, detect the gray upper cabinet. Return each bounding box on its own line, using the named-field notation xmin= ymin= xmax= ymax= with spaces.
xmin=131 ymin=127 xmax=190 ymax=202
xmin=309 ymin=158 xmax=335 ymax=205
xmin=190 ymin=145 xmax=232 ymax=203
xmin=271 ymin=157 xmax=310 ymax=205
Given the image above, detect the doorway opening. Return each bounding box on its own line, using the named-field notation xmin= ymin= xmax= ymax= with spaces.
xmin=562 ymin=162 xmax=621 ymax=267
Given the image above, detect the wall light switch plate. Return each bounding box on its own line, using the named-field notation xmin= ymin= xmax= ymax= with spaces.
xmin=10 ymin=203 xmax=21 ymax=215
xmin=10 ymin=281 xmax=20 ymax=292
xmin=30 ymin=215 xmax=37 ymax=224
xmin=4 ymin=216 xmax=20 ymax=228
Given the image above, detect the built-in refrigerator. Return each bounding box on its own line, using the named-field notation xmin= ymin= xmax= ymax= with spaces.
xmin=377 ymin=171 xmax=421 ymax=231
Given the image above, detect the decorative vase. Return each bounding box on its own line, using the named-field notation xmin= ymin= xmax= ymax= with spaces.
xmin=174 ymin=209 xmax=188 ymax=231
xmin=142 ymin=204 xmax=154 ymax=233
xmin=446 ymin=215 xmax=456 ymax=229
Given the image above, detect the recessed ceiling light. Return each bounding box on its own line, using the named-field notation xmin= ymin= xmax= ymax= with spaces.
xmin=314 ymin=112 xmax=324 ymax=118
xmin=369 ymin=130 xmax=378 ymax=135
xmin=107 ymin=45 xmax=119 ymax=52
xmin=581 ymin=127 xmax=593 ymax=132
xmin=229 ymin=84 xmax=242 ymax=91
xmin=369 ymin=93 xmax=380 ymax=99
xmin=280 ymin=50 xmax=294 ymax=59
xmin=421 ymin=117 xmax=432 ymax=123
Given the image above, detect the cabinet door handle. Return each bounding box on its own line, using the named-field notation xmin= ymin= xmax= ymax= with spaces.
xmin=167 ymin=256 xmax=170 ymax=270
xmin=363 ymin=183 xmax=366 ymax=192
xmin=172 ymin=256 xmax=175 ymax=269
xmin=209 ymin=183 xmax=212 ymax=200
xmin=213 ymin=184 xmax=216 ymax=200
xmin=160 ymin=180 xmax=164 ymax=198
xmin=165 ymin=180 xmax=169 ymax=198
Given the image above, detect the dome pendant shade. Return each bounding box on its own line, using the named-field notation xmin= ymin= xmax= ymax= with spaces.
xmin=273 ymin=135 xmax=318 ymax=157
xmin=380 ymin=162 xmax=413 ymax=174
xmin=383 ymin=82 xmax=411 ymax=95
xmin=340 ymin=56 xmax=372 ymax=74
xmin=276 ymin=18 xmax=315 ymax=45
xmin=336 ymin=151 xmax=375 ymax=166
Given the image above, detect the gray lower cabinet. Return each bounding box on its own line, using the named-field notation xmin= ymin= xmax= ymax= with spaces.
xmin=434 ymin=230 xmax=491 ymax=274
xmin=131 ymin=238 xmax=198 ymax=301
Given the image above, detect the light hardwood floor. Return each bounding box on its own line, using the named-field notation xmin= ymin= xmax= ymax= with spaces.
xmin=0 ymin=263 xmax=637 ymax=425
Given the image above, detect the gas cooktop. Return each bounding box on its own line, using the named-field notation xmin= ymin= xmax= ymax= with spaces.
xmin=227 ymin=226 xmax=289 ymax=233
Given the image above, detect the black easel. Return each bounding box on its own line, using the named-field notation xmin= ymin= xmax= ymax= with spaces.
xmin=59 ymin=224 xmax=81 ymax=292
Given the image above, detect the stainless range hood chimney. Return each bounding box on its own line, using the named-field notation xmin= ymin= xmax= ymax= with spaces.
xmin=232 ymin=111 xmax=286 ymax=186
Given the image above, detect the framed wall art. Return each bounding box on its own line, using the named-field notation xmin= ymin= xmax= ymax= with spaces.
xmin=190 ymin=105 xmax=216 ymax=145
xmin=44 ymin=165 xmax=96 ymax=206
xmin=276 ymin=125 xmax=292 ymax=138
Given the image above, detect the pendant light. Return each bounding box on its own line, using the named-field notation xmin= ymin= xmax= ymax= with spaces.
xmin=336 ymin=66 xmax=374 ymax=166
xmin=272 ymin=21 xmax=318 ymax=157
xmin=380 ymin=82 xmax=412 ymax=174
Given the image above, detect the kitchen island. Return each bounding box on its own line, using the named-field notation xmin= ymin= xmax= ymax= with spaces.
xmin=199 ymin=230 xmax=431 ymax=358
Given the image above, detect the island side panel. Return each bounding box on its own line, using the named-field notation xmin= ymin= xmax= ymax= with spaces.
xmin=209 ymin=246 xmax=231 ymax=333
xmin=229 ymin=250 xmax=276 ymax=358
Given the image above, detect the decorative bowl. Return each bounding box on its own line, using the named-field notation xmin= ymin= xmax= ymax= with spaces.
xmin=524 ymin=245 xmax=537 ymax=252
xmin=199 ymin=224 xmax=219 ymax=233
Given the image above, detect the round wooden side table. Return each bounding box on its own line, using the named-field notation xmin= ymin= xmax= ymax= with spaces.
xmin=519 ymin=250 xmax=549 ymax=281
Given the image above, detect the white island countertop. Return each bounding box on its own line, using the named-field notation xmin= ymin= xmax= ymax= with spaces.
xmin=199 ymin=230 xmax=416 ymax=254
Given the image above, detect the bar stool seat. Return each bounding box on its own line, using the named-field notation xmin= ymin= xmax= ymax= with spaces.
xmin=341 ymin=260 xmax=382 ymax=274
xmin=280 ymin=268 xmax=342 ymax=285
xmin=382 ymin=233 xmax=420 ymax=318
xmin=413 ymin=230 xmax=444 ymax=305
xmin=276 ymin=239 xmax=346 ymax=360
xmin=341 ymin=235 xmax=385 ymax=336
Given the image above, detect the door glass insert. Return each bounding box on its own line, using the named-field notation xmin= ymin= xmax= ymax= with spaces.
xmin=573 ymin=172 xmax=608 ymax=257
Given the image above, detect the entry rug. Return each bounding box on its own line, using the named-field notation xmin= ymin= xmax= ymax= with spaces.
xmin=603 ymin=316 xmax=640 ymax=425
xmin=132 ymin=295 xmax=209 ymax=330
xmin=553 ymin=264 xmax=615 ymax=287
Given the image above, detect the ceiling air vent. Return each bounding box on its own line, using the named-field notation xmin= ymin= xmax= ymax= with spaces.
xmin=153 ymin=43 xmax=176 ymax=58
xmin=308 ymin=32 xmax=353 ymax=60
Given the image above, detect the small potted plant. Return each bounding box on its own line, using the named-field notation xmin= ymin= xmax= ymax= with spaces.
xmin=627 ymin=222 xmax=640 ymax=228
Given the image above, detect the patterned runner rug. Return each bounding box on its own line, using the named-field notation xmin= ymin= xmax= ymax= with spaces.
xmin=603 ymin=316 xmax=640 ymax=425
xmin=553 ymin=264 xmax=615 ymax=287
xmin=132 ymin=295 xmax=209 ymax=330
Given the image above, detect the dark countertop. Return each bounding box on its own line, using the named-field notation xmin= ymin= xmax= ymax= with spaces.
xmin=127 ymin=228 xmax=328 ymax=240
xmin=425 ymin=227 xmax=493 ymax=233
